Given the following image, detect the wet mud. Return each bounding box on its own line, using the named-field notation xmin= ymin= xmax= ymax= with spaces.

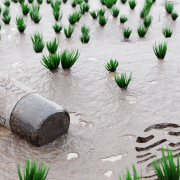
xmin=0 ymin=0 xmax=180 ymax=179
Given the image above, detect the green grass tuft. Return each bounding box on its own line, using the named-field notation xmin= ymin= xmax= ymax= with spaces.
xmin=46 ymin=38 xmax=59 ymax=54
xmin=137 ymin=25 xmax=147 ymax=37
xmin=105 ymin=59 xmax=119 ymax=72
xmin=120 ymin=15 xmax=128 ymax=23
xmin=80 ymin=33 xmax=90 ymax=43
xmin=21 ymin=3 xmax=30 ymax=15
xmin=153 ymin=41 xmax=167 ymax=59
xmin=16 ymin=16 xmax=26 ymax=32
xmin=2 ymin=14 xmax=11 ymax=24
xmin=53 ymin=9 xmax=63 ymax=21
xmin=60 ymin=49 xmax=80 ymax=69
xmin=105 ymin=0 xmax=116 ymax=8
xmin=4 ymin=0 xmax=10 ymax=7
xmin=31 ymin=10 xmax=42 ymax=23
xmin=143 ymin=16 xmax=152 ymax=27
xmin=53 ymin=22 xmax=63 ymax=33
xmin=128 ymin=0 xmax=137 ymax=9
xmin=31 ymin=32 xmax=45 ymax=53
xmin=68 ymin=12 xmax=77 ymax=25
xmin=77 ymin=0 xmax=83 ymax=4
xmin=0 ymin=7 xmax=1 ymax=14
xmin=80 ymin=3 xmax=86 ymax=14
xmin=114 ymin=71 xmax=132 ymax=89
xmin=165 ymin=0 xmax=174 ymax=14
xmin=90 ymin=10 xmax=98 ymax=19
xmin=98 ymin=7 xmax=105 ymax=16
xmin=98 ymin=15 xmax=108 ymax=26
xmin=140 ymin=7 xmax=150 ymax=18
xmin=37 ymin=0 xmax=43 ymax=4
xmin=63 ymin=0 xmax=68 ymax=3
xmin=19 ymin=0 xmax=25 ymax=4
xmin=3 ymin=7 xmax=10 ymax=17
xmin=28 ymin=0 xmax=34 ymax=3
xmin=17 ymin=157 xmax=51 ymax=180
xmin=100 ymin=0 xmax=105 ymax=5
xmin=122 ymin=27 xmax=132 ymax=38
xmin=162 ymin=27 xmax=173 ymax=38
xmin=64 ymin=25 xmax=75 ymax=38
xmin=111 ymin=6 xmax=119 ymax=17
xmin=121 ymin=0 xmax=127 ymax=4
xmin=171 ymin=11 xmax=178 ymax=20
xmin=71 ymin=0 xmax=77 ymax=7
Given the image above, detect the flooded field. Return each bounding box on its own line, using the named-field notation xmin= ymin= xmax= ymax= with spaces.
xmin=0 ymin=0 xmax=180 ymax=179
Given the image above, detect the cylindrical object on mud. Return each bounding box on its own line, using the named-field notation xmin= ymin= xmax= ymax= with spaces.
xmin=0 ymin=74 xmax=70 ymax=146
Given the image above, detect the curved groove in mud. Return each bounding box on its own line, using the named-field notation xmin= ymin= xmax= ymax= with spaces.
xmin=135 ymin=139 xmax=167 ymax=152
xmin=157 ymin=147 xmax=180 ymax=152
xmin=142 ymin=174 xmax=157 ymax=179
xmin=169 ymin=142 xmax=180 ymax=147
xmin=137 ymin=155 xmax=155 ymax=164
xmin=136 ymin=153 xmax=152 ymax=158
xmin=144 ymin=123 xmax=180 ymax=132
xmin=168 ymin=131 xmax=180 ymax=136
xmin=136 ymin=135 xmax=154 ymax=143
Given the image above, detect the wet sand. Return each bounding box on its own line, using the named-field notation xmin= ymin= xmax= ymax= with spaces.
xmin=0 ymin=0 xmax=180 ymax=179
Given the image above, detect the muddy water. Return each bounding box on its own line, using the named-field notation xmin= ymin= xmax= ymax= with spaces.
xmin=0 ymin=0 xmax=180 ymax=179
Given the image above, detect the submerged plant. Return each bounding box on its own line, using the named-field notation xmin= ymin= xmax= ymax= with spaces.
xmin=31 ymin=32 xmax=45 ymax=53
xmin=16 ymin=16 xmax=26 ymax=32
xmin=162 ymin=27 xmax=173 ymax=38
xmin=84 ymin=3 xmax=90 ymax=11
xmin=105 ymin=59 xmax=119 ymax=72
xmin=37 ymin=0 xmax=43 ymax=4
xmin=0 ymin=7 xmax=1 ymax=14
xmin=64 ymin=25 xmax=75 ymax=38
xmin=137 ymin=25 xmax=147 ymax=37
xmin=120 ymin=15 xmax=128 ymax=23
xmin=28 ymin=0 xmax=34 ymax=3
xmin=12 ymin=0 xmax=18 ymax=3
xmin=128 ymin=0 xmax=137 ymax=9
xmin=53 ymin=22 xmax=63 ymax=33
xmin=143 ymin=16 xmax=152 ymax=27
xmin=171 ymin=11 xmax=178 ymax=20
xmin=153 ymin=41 xmax=167 ymax=59
xmin=4 ymin=0 xmax=10 ymax=7
xmin=71 ymin=0 xmax=77 ymax=7
xmin=17 ymin=157 xmax=51 ymax=180
xmin=111 ymin=6 xmax=119 ymax=17
xmin=21 ymin=3 xmax=30 ymax=15
xmin=80 ymin=33 xmax=90 ymax=43
xmin=114 ymin=71 xmax=132 ymax=89
xmin=46 ymin=38 xmax=59 ymax=54
xmin=77 ymin=0 xmax=83 ymax=4
xmin=98 ymin=8 xmax=105 ymax=16
xmin=60 ymin=49 xmax=80 ymax=69
xmin=123 ymin=27 xmax=132 ymax=38
xmin=2 ymin=14 xmax=11 ymax=24
xmin=90 ymin=10 xmax=98 ymax=19
xmin=98 ymin=15 xmax=108 ymax=26
xmin=121 ymin=0 xmax=127 ymax=4
xmin=152 ymin=147 xmax=180 ymax=180
xmin=165 ymin=0 xmax=174 ymax=14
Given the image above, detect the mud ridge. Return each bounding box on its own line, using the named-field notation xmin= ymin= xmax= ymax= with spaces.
xmin=157 ymin=147 xmax=180 ymax=152
xmin=137 ymin=155 xmax=155 ymax=164
xmin=168 ymin=131 xmax=180 ymax=136
xmin=136 ymin=135 xmax=154 ymax=143
xmin=136 ymin=153 xmax=152 ymax=158
xmin=169 ymin=142 xmax=180 ymax=147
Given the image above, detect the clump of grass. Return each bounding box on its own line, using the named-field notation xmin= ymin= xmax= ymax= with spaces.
xmin=0 ymin=23 xmax=1 ymax=30
xmin=114 ymin=71 xmax=132 ymax=89
xmin=84 ymin=3 xmax=90 ymax=11
xmin=98 ymin=7 xmax=105 ymax=16
xmin=71 ymin=0 xmax=77 ymax=7
xmin=12 ymin=0 xmax=18 ymax=3
xmin=77 ymin=0 xmax=83 ymax=4
xmin=46 ymin=38 xmax=59 ymax=54
xmin=111 ymin=6 xmax=119 ymax=17
xmin=21 ymin=3 xmax=30 ymax=15
xmin=31 ymin=3 xmax=40 ymax=11
xmin=31 ymin=10 xmax=42 ymax=23
xmin=143 ymin=16 xmax=152 ymax=27
xmin=171 ymin=11 xmax=178 ymax=20
xmin=4 ymin=0 xmax=10 ymax=7
xmin=105 ymin=0 xmax=115 ymax=8
xmin=0 ymin=7 xmax=1 ymax=14
xmin=53 ymin=22 xmax=63 ymax=33
xmin=100 ymin=0 xmax=105 ymax=5
xmin=121 ymin=0 xmax=127 ymax=4
xmin=123 ymin=27 xmax=132 ymax=38
xmin=98 ymin=15 xmax=108 ymax=26
xmin=28 ymin=0 xmax=34 ymax=3
xmin=81 ymin=24 xmax=90 ymax=34
xmin=84 ymin=0 xmax=88 ymax=2
xmin=128 ymin=0 xmax=137 ymax=9
xmin=19 ymin=0 xmax=25 ymax=4
xmin=105 ymin=59 xmax=119 ymax=72
xmin=75 ymin=11 xmax=82 ymax=21
xmin=120 ymin=15 xmax=128 ymax=23
xmin=2 ymin=14 xmax=11 ymax=24
xmin=80 ymin=33 xmax=90 ymax=43
xmin=17 ymin=157 xmax=51 ymax=180
xmin=137 ymin=25 xmax=147 ymax=37
xmin=152 ymin=147 xmax=179 ymax=180
xmin=41 ymin=53 xmax=61 ymax=70
xmin=80 ymin=3 xmax=86 ymax=14
xmin=162 ymin=27 xmax=173 ymax=38
xmin=90 ymin=10 xmax=98 ymax=19
xmin=37 ymin=0 xmax=43 ymax=4
xmin=165 ymin=0 xmax=174 ymax=14
xmin=63 ymin=0 xmax=68 ymax=3
xmin=118 ymin=164 xmax=142 ymax=180
xmin=16 ymin=16 xmax=26 ymax=32
xmin=31 ymin=32 xmax=45 ymax=53
xmin=53 ymin=10 xmax=62 ymax=21
xmin=153 ymin=41 xmax=167 ymax=59
xmin=51 ymin=0 xmax=61 ymax=9
xmin=3 ymin=7 xmax=9 ymax=16
xmin=60 ymin=49 xmax=80 ymax=69
xmin=64 ymin=25 xmax=75 ymax=38
xmin=140 ymin=7 xmax=150 ymax=18
xmin=46 ymin=0 xmax=51 ymax=3
xmin=68 ymin=13 xmax=77 ymax=25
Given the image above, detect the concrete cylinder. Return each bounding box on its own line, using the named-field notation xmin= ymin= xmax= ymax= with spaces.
xmin=0 ymin=74 xmax=70 ymax=146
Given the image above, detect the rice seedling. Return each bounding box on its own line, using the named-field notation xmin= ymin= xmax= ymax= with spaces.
xmin=46 ymin=0 xmax=51 ymax=3
xmin=53 ymin=9 xmax=63 ymax=21
xmin=84 ymin=3 xmax=90 ymax=12
xmin=53 ymin=22 xmax=63 ymax=33
xmin=60 ymin=49 xmax=80 ymax=69
xmin=120 ymin=15 xmax=128 ymax=23
xmin=21 ymin=3 xmax=30 ymax=15
xmin=143 ymin=16 xmax=152 ymax=27
xmin=32 ymin=10 xmax=42 ymax=23
xmin=98 ymin=15 xmax=108 ymax=26
xmin=51 ymin=0 xmax=61 ymax=9
xmin=114 ymin=0 xmax=117 ymax=4
xmin=165 ymin=0 xmax=174 ymax=14
xmin=16 ymin=16 xmax=26 ymax=33
xmin=31 ymin=32 xmax=45 ymax=53
xmin=128 ymin=0 xmax=137 ymax=9
xmin=105 ymin=0 xmax=115 ymax=8
xmin=63 ymin=0 xmax=68 ymax=2
xmin=4 ymin=0 xmax=10 ymax=7
xmin=2 ymin=15 xmax=11 ymax=24
xmin=71 ymin=0 xmax=77 ymax=7
xmin=0 ymin=7 xmax=1 ymax=14
xmin=137 ymin=25 xmax=147 ymax=37
xmin=19 ymin=0 xmax=25 ymax=4
xmin=17 ymin=157 xmax=51 ymax=180
xmin=64 ymin=25 xmax=75 ymax=38
xmin=98 ymin=7 xmax=105 ymax=16
xmin=77 ymin=0 xmax=83 ymax=4
xmin=162 ymin=27 xmax=173 ymax=38
xmin=3 ymin=7 xmax=10 ymax=17
xmin=41 ymin=53 xmax=61 ymax=70
xmin=90 ymin=10 xmax=98 ymax=19
xmin=0 ymin=23 xmax=2 ymax=30
xmin=84 ymin=0 xmax=88 ymax=2
xmin=31 ymin=3 xmax=40 ymax=11
xmin=153 ymin=41 xmax=167 ymax=59
xmin=105 ymin=59 xmax=119 ymax=72
xmin=171 ymin=11 xmax=178 ymax=20
xmin=12 ymin=0 xmax=18 ymax=3
xmin=122 ymin=27 xmax=132 ymax=38
xmin=80 ymin=33 xmax=90 ymax=43
xmin=121 ymin=0 xmax=127 ymax=4
xmin=46 ymin=38 xmax=59 ymax=54
xmin=37 ymin=0 xmax=43 ymax=4
xmin=100 ymin=0 xmax=105 ymax=5
xmin=118 ymin=164 xmax=142 ymax=180
xmin=81 ymin=24 xmax=90 ymax=34
xmin=152 ymin=147 xmax=180 ymax=180
xmin=140 ymin=7 xmax=150 ymax=18
xmin=68 ymin=13 xmax=77 ymax=25
xmin=111 ymin=6 xmax=119 ymax=17
xmin=80 ymin=3 xmax=86 ymax=14
xmin=28 ymin=0 xmax=34 ymax=3
xmin=75 ymin=11 xmax=82 ymax=21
